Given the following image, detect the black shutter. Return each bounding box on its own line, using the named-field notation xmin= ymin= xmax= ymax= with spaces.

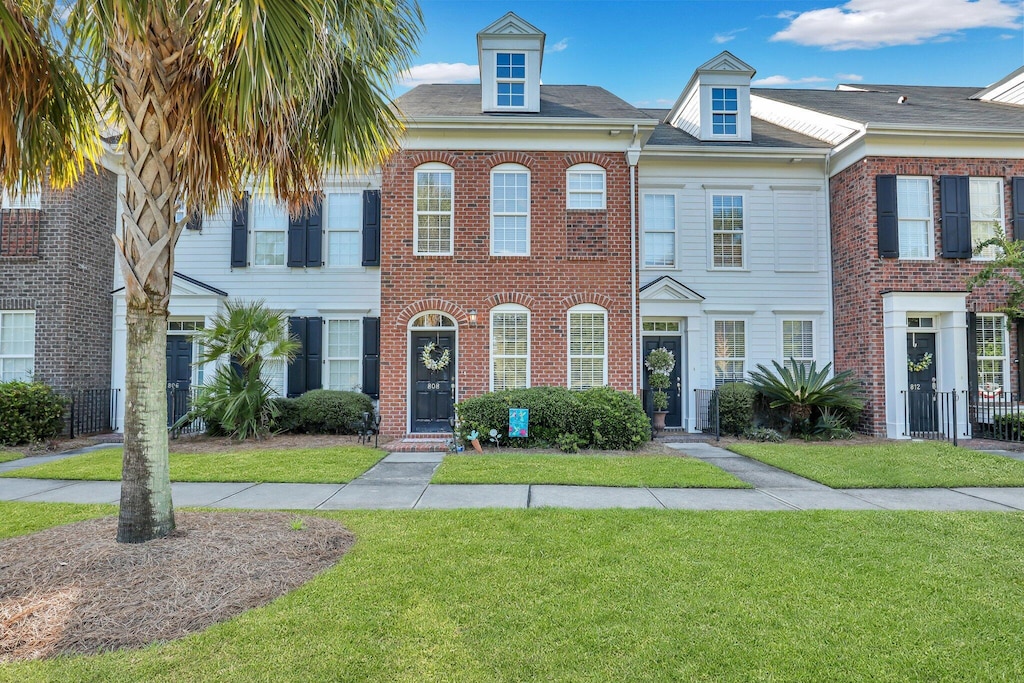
xmin=362 ymin=316 xmax=380 ymax=399
xmin=1012 ymin=178 xmax=1024 ymax=241
xmin=305 ymin=317 xmax=323 ymax=391
xmin=186 ymin=209 xmax=202 ymax=231
xmin=940 ymin=175 xmax=972 ymax=258
xmin=306 ymin=196 xmax=322 ymax=267
xmin=287 ymin=209 xmax=306 ymax=267
xmin=966 ymin=312 xmax=979 ymax=399
xmin=287 ymin=316 xmax=307 ymax=398
xmin=876 ymin=175 xmax=898 ymax=258
xmin=230 ymin=192 xmax=249 ymax=267
xmin=362 ymin=190 xmax=381 ymax=267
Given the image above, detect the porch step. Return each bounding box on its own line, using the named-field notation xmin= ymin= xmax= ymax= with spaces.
xmin=388 ymin=436 xmax=451 ymax=453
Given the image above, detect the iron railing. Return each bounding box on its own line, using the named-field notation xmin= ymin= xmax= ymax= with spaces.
xmin=901 ymin=389 xmax=960 ymax=445
xmin=0 ymin=208 xmax=41 ymax=257
xmin=693 ymin=388 xmax=720 ymax=440
xmin=167 ymin=386 xmax=205 ymax=437
xmin=62 ymin=388 xmax=120 ymax=438
xmin=969 ymin=391 xmax=1024 ymax=442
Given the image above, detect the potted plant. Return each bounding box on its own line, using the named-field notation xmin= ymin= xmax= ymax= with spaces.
xmin=645 ymin=347 xmax=676 ymax=432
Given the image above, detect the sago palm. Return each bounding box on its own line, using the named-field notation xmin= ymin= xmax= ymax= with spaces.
xmin=0 ymin=0 xmax=420 ymax=542
xmin=748 ymin=359 xmax=864 ymax=426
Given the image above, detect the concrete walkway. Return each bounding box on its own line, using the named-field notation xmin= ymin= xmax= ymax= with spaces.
xmin=2 ymin=442 xmax=1024 ymax=511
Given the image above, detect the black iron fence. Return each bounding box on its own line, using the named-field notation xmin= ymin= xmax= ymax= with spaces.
xmin=901 ymin=390 xmax=960 ymax=445
xmin=168 ymin=387 xmax=205 ymax=437
xmin=62 ymin=388 xmax=120 ymax=438
xmin=969 ymin=391 xmax=1024 ymax=442
xmin=693 ymin=388 xmax=720 ymax=440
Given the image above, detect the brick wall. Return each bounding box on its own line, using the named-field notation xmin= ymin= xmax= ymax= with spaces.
xmin=379 ymin=149 xmax=636 ymax=434
xmin=0 ymin=168 xmax=117 ymax=389
xmin=830 ymin=157 xmax=1021 ymax=435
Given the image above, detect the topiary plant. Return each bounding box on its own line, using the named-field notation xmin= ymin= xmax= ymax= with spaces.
xmin=644 ymin=347 xmax=675 ymax=412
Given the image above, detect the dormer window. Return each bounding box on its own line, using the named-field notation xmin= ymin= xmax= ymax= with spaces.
xmin=496 ymin=53 xmax=526 ymax=107
xmin=711 ymin=87 xmax=738 ymax=136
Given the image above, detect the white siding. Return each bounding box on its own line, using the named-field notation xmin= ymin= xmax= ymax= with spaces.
xmin=773 ymin=189 xmax=819 ymax=272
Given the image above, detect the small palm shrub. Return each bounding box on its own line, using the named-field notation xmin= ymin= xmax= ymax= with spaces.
xmin=718 ymin=382 xmax=757 ymax=436
xmin=748 ymin=359 xmax=864 ymax=435
xmin=0 ymin=381 xmax=67 ymax=445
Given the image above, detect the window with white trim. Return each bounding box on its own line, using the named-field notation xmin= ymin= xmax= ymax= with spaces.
xmin=711 ymin=194 xmax=744 ymax=268
xmin=714 ymin=320 xmax=745 ymax=386
xmin=326 ymin=319 xmax=361 ymax=390
xmin=567 ymin=164 xmax=606 ymax=210
xmin=643 ymin=193 xmax=676 ymax=267
xmin=491 ymin=164 xmax=529 ymax=256
xmin=326 ymin=192 xmax=361 ymax=267
xmin=251 ymin=196 xmax=287 ymax=266
xmin=977 ymin=314 xmax=1008 ymax=393
xmin=970 ymin=178 xmax=1004 ymax=260
xmin=711 ymin=87 xmax=738 ymax=136
xmin=897 ymin=177 xmax=933 ymax=259
xmin=643 ymin=321 xmax=681 ymax=332
xmin=496 ymin=52 xmax=526 ymax=108
xmin=568 ymin=305 xmax=607 ymax=390
xmin=782 ymin=320 xmax=814 ymax=370
xmin=262 ymin=360 xmax=286 ymax=397
xmin=491 ymin=305 xmax=529 ymax=390
xmin=414 ymin=164 xmax=454 ymax=255
xmin=0 ymin=310 xmax=34 ymax=382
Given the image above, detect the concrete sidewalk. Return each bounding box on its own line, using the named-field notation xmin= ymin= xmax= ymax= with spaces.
xmin=2 ymin=443 xmax=1024 ymax=511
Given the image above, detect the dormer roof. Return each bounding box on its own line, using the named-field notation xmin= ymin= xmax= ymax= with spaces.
xmin=972 ymin=65 xmax=1024 ymax=107
xmin=476 ymin=12 xmax=546 ymax=72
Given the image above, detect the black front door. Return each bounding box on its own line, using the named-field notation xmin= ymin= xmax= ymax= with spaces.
xmin=643 ymin=336 xmax=682 ymax=428
xmin=907 ymin=332 xmax=937 ymax=433
xmin=166 ymin=335 xmax=192 ymax=426
xmin=412 ymin=333 xmax=455 ymax=432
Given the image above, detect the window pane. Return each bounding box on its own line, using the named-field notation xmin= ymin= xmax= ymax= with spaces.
xmin=327 ymin=193 xmax=360 ymax=229
xmin=644 ymin=232 xmax=675 ymax=267
xmin=328 ymin=320 xmax=360 ymax=358
xmin=714 ymin=320 xmax=745 ymax=386
xmin=328 ymin=231 xmax=360 ymax=267
xmin=328 ymin=360 xmax=360 ymax=391
xmin=0 ymin=312 xmax=34 ymax=355
xmin=783 ymin=320 xmax=814 ymax=364
xmin=254 ymin=232 xmax=285 ymax=265
xmin=970 ymin=179 xmax=1002 ymax=258
xmin=262 ymin=360 xmax=285 ymax=397
xmin=898 ymin=220 xmax=930 ymax=258
xmin=896 ymin=178 xmax=930 ymax=219
xmin=0 ymin=358 xmax=33 ymax=382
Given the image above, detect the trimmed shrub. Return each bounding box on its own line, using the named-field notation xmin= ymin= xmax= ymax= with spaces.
xmin=718 ymin=382 xmax=757 ymax=436
xmin=455 ymin=386 xmax=649 ymax=450
xmin=0 ymin=381 xmax=67 ymax=445
xmin=269 ymin=397 xmax=302 ymax=433
xmin=294 ymin=390 xmax=373 ymax=434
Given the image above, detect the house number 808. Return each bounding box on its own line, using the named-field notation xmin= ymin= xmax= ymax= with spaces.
xmin=427 ymin=382 xmax=441 ymax=390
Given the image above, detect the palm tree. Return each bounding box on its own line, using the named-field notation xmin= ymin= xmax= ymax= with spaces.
xmin=0 ymin=0 xmax=420 ymax=542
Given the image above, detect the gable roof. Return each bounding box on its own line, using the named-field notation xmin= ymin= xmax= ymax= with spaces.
xmin=641 ymin=108 xmax=829 ymax=150
xmin=396 ymin=84 xmax=654 ymax=122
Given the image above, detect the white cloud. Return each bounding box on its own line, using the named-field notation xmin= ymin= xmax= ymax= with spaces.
xmin=752 ymin=75 xmax=830 ymax=87
xmin=836 ymin=73 xmax=864 ymax=81
xmin=713 ymin=28 xmax=747 ymax=44
xmin=399 ymin=62 xmax=478 ymax=87
xmin=771 ymin=0 xmax=1020 ymax=50
xmin=547 ymin=38 xmax=570 ymax=53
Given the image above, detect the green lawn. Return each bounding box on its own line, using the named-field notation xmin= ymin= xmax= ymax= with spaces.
xmin=0 ymin=446 xmax=384 ymax=484
xmin=0 ymin=450 xmax=23 ymax=464
xmin=5 ymin=504 xmax=1024 ymax=681
xmin=432 ymin=453 xmax=749 ymax=488
xmin=730 ymin=441 xmax=1024 ymax=488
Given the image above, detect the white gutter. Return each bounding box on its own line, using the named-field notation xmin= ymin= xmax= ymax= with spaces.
xmin=626 ymin=124 xmax=642 ymax=396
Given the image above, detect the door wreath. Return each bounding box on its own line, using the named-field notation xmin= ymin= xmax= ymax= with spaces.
xmin=421 ymin=341 xmax=451 ymax=371
xmin=907 ymin=352 xmax=933 ymax=373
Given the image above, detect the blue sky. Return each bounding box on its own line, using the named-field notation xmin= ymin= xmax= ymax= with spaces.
xmin=398 ymin=0 xmax=1024 ymax=107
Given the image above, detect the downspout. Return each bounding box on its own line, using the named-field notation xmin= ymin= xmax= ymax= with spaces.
xmin=626 ymin=124 xmax=642 ymax=395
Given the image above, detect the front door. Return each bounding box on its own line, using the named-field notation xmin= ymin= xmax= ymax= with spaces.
xmin=412 ymin=333 xmax=455 ymax=432
xmin=907 ymin=332 xmax=937 ymax=433
xmin=166 ymin=335 xmax=193 ymax=426
xmin=643 ymin=336 xmax=683 ymax=428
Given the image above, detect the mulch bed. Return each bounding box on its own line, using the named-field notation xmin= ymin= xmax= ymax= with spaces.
xmin=0 ymin=511 xmax=353 ymax=662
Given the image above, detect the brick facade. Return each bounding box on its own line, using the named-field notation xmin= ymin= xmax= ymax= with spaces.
xmin=0 ymin=168 xmax=117 ymax=389
xmin=379 ymin=149 xmax=636 ymax=435
xmin=830 ymin=157 xmax=1021 ymax=435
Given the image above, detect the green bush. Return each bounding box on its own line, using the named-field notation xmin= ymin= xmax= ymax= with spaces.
xmin=269 ymin=397 xmax=302 ymax=433
xmin=993 ymin=412 xmax=1024 ymax=440
xmin=455 ymin=386 xmax=649 ymax=450
xmin=0 ymin=381 xmax=67 ymax=445
xmin=745 ymin=426 xmax=785 ymax=443
xmin=718 ymin=382 xmax=757 ymax=436
xmin=294 ymin=390 xmax=374 ymax=434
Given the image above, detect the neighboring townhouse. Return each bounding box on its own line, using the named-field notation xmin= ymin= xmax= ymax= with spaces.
xmin=109 ymin=170 xmax=384 ymax=429
xmin=754 ymin=74 xmax=1024 ymax=438
xmin=380 ymin=13 xmax=656 ymax=434
xmin=0 ymin=165 xmax=117 ymax=391
xmin=638 ymin=52 xmax=833 ymax=431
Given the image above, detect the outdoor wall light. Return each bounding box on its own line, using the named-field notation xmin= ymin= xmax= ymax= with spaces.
xmin=468 ymin=309 xmax=477 ymax=325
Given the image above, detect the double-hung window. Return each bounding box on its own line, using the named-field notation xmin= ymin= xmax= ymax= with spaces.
xmin=0 ymin=310 xmax=34 ymax=382
xmin=643 ymin=193 xmax=676 ymax=267
xmin=496 ymin=52 xmax=526 ymax=107
xmin=326 ymin=320 xmax=361 ymax=391
xmin=782 ymin=320 xmax=814 ymax=370
xmin=970 ymin=178 xmax=1004 ymax=260
xmin=567 ymin=164 xmax=606 ymax=210
xmin=251 ymin=197 xmax=287 ymax=266
xmin=326 ymin=192 xmax=362 ymax=267
xmin=491 ymin=305 xmax=529 ymax=390
xmin=977 ymin=314 xmax=1008 ymax=392
xmin=414 ymin=164 xmax=454 ymax=255
xmin=491 ymin=164 xmax=529 ymax=256
xmin=568 ymin=305 xmax=606 ymax=390
xmin=711 ymin=87 xmax=738 ymax=136
xmin=711 ymin=194 xmax=744 ymax=268
xmin=714 ymin=320 xmax=745 ymax=386
xmin=896 ymin=177 xmax=933 ymax=259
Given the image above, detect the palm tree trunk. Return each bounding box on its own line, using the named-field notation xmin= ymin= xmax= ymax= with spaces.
xmin=117 ymin=306 xmax=174 ymax=542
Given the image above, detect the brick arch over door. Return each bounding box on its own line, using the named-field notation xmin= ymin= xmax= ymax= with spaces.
xmin=395 ymin=299 xmax=471 ymax=328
